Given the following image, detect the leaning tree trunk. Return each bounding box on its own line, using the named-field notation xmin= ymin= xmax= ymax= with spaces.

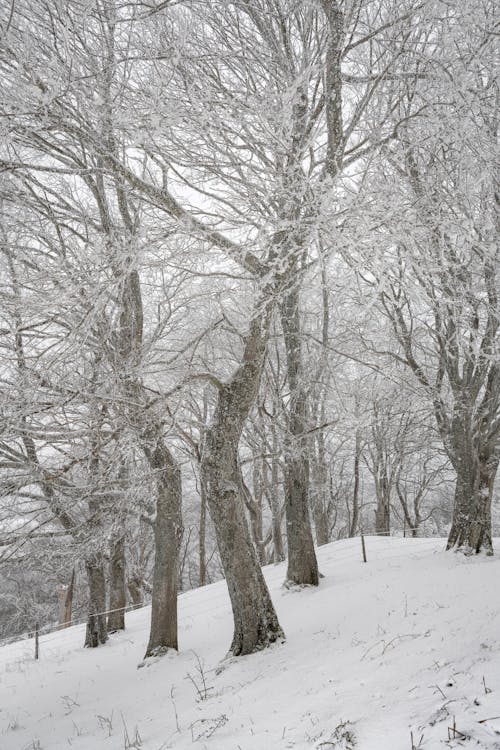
xmin=201 ymin=311 xmax=284 ymax=656
xmin=280 ymin=287 xmax=319 ymax=585
xmin=144 ymin=439 xmax=183 ymax=657
xmin=108 ymin=533 xmax=127 ymax=632
xmin=85 ymin=553 xmax=108 ymax=647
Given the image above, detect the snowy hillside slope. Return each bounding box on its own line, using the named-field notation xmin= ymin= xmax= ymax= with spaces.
xmin=1 ymin=537 xmax=499 ymax=750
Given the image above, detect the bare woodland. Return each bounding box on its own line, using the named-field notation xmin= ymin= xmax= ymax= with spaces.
xmin=0 ymin=0 xmax=498 ymax=658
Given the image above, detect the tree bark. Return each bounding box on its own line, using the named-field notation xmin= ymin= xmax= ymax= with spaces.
xmin=57 ymin=569 xmax=75 ymax=629
xmin=280 ymin=288 xmax=319 ymax=585
xmin=127 ymin=574 xmax=144 ymax=608
xmin=84 ymin=554 xmax=108 ymax=647
xmin=243 ymin=467 xmax=266 ymax=565
xmin=108 ymin=533 xmax=126 ymax=632
xmin=310 ymin=431 xmax=330 ymax=546
xmin=269 ymin=448 xmax=285 ymax=563
xmin=201 ymin=311 xmax=284 ymax=656
xmin=144 ymin=439 xmax=183 ymax=657
xmin=262 ymin=419 xmax=285 ymax=563
xmin=199 ymin=472 xmax=208 ymax=586
xmin=374 ymin=478 xmax=391 ymax=536
xmin=349 ymin=433 xmax=362 ymax=537
xmin=446 ymin=442 xmax=497 ymax=555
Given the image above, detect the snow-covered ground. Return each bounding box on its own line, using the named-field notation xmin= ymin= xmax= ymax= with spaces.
xmin=1 ymin=536 xmax=499 ymax=749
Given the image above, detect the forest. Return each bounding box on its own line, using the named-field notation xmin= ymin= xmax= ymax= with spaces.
xmin=0 ymin=0 xmax=498 ymax=667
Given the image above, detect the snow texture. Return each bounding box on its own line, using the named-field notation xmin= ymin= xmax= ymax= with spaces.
xmin=1 ymin=536 xmax=499 ymax=749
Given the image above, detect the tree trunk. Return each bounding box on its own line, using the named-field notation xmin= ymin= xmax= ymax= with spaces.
xmin=349 ymin=433 xmax=361 ymax=537
xmin=57 ymin=568 xmax=75 ymax=629
xmin=374 ymin=463 xmax=391 ymax=536
xmin=201 ymin=311 xmax=284 ymax=656
xmin=310 ymin=432 xmax=330 ymax=546
xmin=446 ymin=451 xmax=496 ymax=555
xmin=444 ymin=392 xmax=498 ymax=555
xmin=244 ymin=465 xmax=265 ymax=565
xmin=84 ymin=555 xmax=108 ymax=647
xmin=280 ymin=288 xmax=319 ymax=585
xmin=202 ymin=446 xmax=283 ymax=656
xmin=374 ymin=491 xmax=391 ymax=536
xmin=266 ymin=424 xmax=285 ymax=563
xmin=199 ymin=472 xmax=208 ymax=586
xmin=144 ymin=440 xmax=183 ymax=657
xmin=108 ymin=534 xmax=126 ymax=632
xmin=127 ymin=574 xmax=144 ymax=608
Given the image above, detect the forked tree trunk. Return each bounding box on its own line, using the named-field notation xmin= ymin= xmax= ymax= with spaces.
xmin=85 ymin=555 xmax=108 ymax=647
xmin=280 ymin=288 xmax=319 ymax=585
xmin=201 ymin=311 xmax=284 ymax=656
xmin=108 ymin=534 xmax=126 ymax=632
xmin=144 ymin=439 xmax=183 ymax=657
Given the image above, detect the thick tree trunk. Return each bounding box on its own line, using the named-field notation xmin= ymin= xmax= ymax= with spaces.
xmin=445 ymin=398 xmax=497 ymax=555
xmin=446 ymin=453 xmax=496 ymax=554
xmin=280 ymin=289 xmax=319 ymax=585
xmin=374 ymin=492 xmax=391 ymax=536
xmin=108 ymin=534 xmax=126 ymax=632
xmin=84 ymin=555 xmax=108 ymax=647
xmin=202 ymin=443 xmax=283 ymax=656
xmin=201 ymin=311 xmax=284 ymax=656
xmin=144 ymin=440 xmax=183 ymax=657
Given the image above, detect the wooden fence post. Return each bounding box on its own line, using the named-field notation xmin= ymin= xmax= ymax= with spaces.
xmin=361 ymin=532 xmax=367 ymax=563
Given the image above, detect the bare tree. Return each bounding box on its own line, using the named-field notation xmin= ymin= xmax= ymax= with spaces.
xmin=361 ymin=0 xmax=499 ymax=552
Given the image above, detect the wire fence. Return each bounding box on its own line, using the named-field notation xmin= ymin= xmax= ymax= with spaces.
xmin=0 ymin=532 xmax=449 ymax=668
